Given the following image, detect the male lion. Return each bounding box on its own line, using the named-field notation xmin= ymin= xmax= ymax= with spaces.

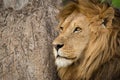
xmin=52 ymin=0 xmax=120 ymax=80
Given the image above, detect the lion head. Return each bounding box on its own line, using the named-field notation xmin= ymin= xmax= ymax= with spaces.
xmin=53 ymin=0 xmax=120 ymax=80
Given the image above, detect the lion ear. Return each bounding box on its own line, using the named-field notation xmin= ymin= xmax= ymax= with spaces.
xmin=101 ymin=7 xmax=114 ymax=28
xmin=102 ymin=18 xmax=108 ymax=27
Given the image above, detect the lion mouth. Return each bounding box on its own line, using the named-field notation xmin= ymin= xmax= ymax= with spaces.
xmin=56 ymin=55 xmax=76 ymax=60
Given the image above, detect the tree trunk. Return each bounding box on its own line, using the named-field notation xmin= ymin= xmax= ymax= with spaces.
xmin=0 ymin=0 xmax=61 ymax=80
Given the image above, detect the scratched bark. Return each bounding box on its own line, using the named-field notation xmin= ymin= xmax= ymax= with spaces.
xmin=0 ymin=0 xmax=60 ymax=80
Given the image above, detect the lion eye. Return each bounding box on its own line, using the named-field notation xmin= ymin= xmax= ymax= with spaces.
xmin=73 ymin=27 xmax=82 ymax=33
xmin=59 ymin=27 xmax=63 ymax=31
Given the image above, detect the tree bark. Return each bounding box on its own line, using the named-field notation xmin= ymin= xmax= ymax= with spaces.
xmin=0 ymin=0 xmax=61 ymax=80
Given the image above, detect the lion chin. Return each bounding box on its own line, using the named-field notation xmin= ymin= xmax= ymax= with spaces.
xmin=52 ymin=0 xmax=120 ymax=80
xmin=55 ymin=58 xmax=73 ymax=68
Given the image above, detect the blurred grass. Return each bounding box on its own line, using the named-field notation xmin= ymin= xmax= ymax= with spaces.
xmin=112 ymin=0 xmax=120 ymax=8
xmin=62 ymin=0 xmax=120 ymax=8
xmin=101 ymin=0 xmax=120 ymax=8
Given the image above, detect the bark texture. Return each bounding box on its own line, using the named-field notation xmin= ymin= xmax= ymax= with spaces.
xmin=0 ymin=0 xmax=61 ymax=80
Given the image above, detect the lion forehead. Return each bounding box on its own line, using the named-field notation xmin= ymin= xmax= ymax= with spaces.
xmin=60 ymin=12 xmax=89 ymax=31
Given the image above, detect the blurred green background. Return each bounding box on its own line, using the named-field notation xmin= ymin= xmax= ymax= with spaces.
xmin=62 ymin=0 xmax=120 ymax=8
xmin=111 ymin=0 xmax=120 ymax=8
xmin=102 ymin=0 xmax=120 ymax=8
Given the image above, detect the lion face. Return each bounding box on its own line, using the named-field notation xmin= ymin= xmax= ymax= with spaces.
xmin=53 ymin=11 xmax=90 ymax=68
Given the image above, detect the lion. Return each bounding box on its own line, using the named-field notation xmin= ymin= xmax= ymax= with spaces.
xmin=52 ymin=0 xmax=120 ymax=80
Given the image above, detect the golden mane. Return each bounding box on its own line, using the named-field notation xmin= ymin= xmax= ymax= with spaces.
xmin=58 ymin=0 xmax=108 ymax=18
xmin=58 ymin=0 xmax=120 ymax=29
xmin=56 ymin=0 xmax=120 ymax=80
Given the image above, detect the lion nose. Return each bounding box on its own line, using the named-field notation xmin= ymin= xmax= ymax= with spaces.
xmin=54 ymin=44 xmax=64 ymax=51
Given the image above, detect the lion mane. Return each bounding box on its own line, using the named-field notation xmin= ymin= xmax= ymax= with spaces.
xmin=54 ymin=0 xmax=120 ymax=80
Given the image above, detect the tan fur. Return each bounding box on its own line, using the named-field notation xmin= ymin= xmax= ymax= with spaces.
xmin=53 ymin=0 xmax=120 ymax=80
